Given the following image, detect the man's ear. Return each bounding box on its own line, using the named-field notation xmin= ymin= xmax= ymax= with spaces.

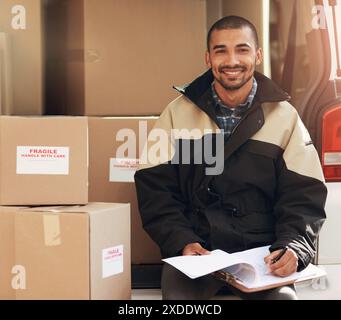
xmin=205 ymin=51 xmax=211 ymax=68
xmin=256 ymin=47 xmax=263 ymax=66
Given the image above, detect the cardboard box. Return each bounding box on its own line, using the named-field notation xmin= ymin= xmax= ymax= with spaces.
xmin=0 ymin=203 xmax=131 ymax=300
xmin=45 ymin=0 xmax=207 ymax=116
xmin=88 ymin=117 xmax=162 ymax=264
xmin=0 ymin=0 xmax=44 ymax=115
xmin=0 ymin=116 xmax=88 ymax=205
xmin=0 ymin=206 xmax=24 ymax=300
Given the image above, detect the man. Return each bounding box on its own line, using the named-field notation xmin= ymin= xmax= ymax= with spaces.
xmin=134 ymin=16 xmax=327 ymax=300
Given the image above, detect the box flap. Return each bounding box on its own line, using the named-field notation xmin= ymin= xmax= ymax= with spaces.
xmin=22 ymin=202 xmax=129 ymax=214
xmin=0 ymin=206 xmax=28 ymax=213
xmin=89 ymin=116 xmax=159 ymax=120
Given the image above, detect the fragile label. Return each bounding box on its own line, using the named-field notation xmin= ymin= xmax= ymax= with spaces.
xmin=16 ymin=146 xmax=69 ymax=175
xmin=102 ymin=245 xmax=124 ymax=278
xmin=109 ymin=158 xmax=139 ymax=182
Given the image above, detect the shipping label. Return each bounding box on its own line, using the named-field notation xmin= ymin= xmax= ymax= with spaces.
xmin=16 ymin=146 xmax=69 ymax=175
xmin=102 ymin=245 xmax=124 ymax=278
xmin=109 ymin=158 xmax=139 ymax=182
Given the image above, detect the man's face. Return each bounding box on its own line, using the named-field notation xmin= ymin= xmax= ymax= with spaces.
xmin=205 ymin=27 xmax=263 ymax=91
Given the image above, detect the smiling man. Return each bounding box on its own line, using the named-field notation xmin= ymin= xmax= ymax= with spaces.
xmin=134 ymin=16 xmax=327 ymax=300
xmin=207 ymin=22 xmax=261 ymax=93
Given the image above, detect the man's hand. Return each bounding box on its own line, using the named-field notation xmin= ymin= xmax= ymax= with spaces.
xmin=264 ymin=248 xmax=298 ymax=277
xmin=182 ymin=242 xmax=210 ymax=256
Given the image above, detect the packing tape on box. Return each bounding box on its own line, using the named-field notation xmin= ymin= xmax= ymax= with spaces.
xmin=43 ymin=214 xmax=61 ymax=247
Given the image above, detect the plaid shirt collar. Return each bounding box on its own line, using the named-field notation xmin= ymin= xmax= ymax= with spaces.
xmin=211 ymin=77 xmax=258 ymax=115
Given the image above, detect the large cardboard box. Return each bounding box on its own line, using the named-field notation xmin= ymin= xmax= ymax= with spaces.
xmin=0 ymin=203 xmax=131 ymax=300
xmin=0 ymin=116 xmax=88 ymax=205
xmin=88 ymin=117 xmax=162 ymax=264
xmin=0 ymin=0 xmax=44 ymax=115
xmin=45 ymin=0 xmax=207 ymax=116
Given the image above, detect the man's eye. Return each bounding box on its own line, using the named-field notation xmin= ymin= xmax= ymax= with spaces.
xmin=238 ymin=48 xmax=249 ymax=53
xmin=215 ymin=50 xmax=225 ymax=54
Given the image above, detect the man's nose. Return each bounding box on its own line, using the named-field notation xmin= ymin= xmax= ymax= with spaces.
xmin=224 ymin=52 xmax=239 ymax=66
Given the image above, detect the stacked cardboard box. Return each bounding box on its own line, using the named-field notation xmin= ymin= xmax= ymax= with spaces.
xmin=43 ymin=0 xmax=207 ymax=273
xmin=0 ymin=206 xmax=19 ymax=300
xmin=0 ymin=116 xmax=131 ymax=300
xmin=88 ymin=117 xmax=162 ymax=264
xmin=0 ymin=203 xmax=131 ymax=300
xmin=1 ymin=0 xmax=208 ymax=294
xmin=0 ymin=116 xmax=88 ymax=205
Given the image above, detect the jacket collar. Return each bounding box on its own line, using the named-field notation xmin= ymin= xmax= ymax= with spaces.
xmin=173 ymin=70 xmax=291 ymax=164
xmin=173 ymin=69 xmax=291 ymax=112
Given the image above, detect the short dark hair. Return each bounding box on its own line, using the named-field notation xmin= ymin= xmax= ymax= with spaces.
xmin=207 ymin=15 xmax=259 ymax=50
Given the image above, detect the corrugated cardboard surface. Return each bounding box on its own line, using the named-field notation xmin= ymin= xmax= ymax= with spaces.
xmin=15 ymin=210 xmax=90 ymax=300
xmin=0 ymin=206 xmax=21 ymax=300
xmin=0 ymin=0 xmax=44 ymax=115
xmin=0 ymin=116 xmax=88 ymax=205
xmin=45 ymin=0 xmax=207 ymax=116
xmin=88 ymin=203 xmax=131 ymax=300
xmin=0 ymin=203 xmax=131 ymax=300
xmin=88 ymin=117 xmax=162 ymax=264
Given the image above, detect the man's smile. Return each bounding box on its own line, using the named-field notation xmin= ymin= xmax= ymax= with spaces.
xmin=220 ymin=67 xmax=246 ymax=77
xmin=222 ymin=70 xmax=242 ymax=77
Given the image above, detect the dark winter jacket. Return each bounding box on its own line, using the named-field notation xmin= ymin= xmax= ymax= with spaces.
xmin=134 ymin=70 xmax=327 ymax=271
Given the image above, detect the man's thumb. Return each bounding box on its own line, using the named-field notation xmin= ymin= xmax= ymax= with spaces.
xmin=198 ymin=247 xmax=210 ymax=255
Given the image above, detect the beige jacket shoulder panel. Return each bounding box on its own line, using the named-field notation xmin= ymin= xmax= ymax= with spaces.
xmin=252 ymin=101 xmax=324 ymax=182
xmin=138 ymin=95 xmax=219 ymax=170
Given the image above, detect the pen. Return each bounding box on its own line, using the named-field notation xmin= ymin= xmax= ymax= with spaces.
xmin=271 ymin=246 xmax=288 ymax=264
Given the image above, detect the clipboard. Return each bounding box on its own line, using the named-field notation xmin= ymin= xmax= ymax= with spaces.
xmin=213 ymin=265 xmax=327 ymax=293
xmin=163 ymin=246 xmax=327 ymax=293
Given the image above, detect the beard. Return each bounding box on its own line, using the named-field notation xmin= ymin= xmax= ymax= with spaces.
xmin=217 ymin=68 xmax=254 ymax=91
xmin=218 ymin=72 xmax=253 ymax=90
xmin=215 ymin=61 xmax=255 ymax=91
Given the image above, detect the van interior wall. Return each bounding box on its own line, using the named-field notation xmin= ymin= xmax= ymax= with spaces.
xmin=270 ymin=0 xmax=326 ymax=117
